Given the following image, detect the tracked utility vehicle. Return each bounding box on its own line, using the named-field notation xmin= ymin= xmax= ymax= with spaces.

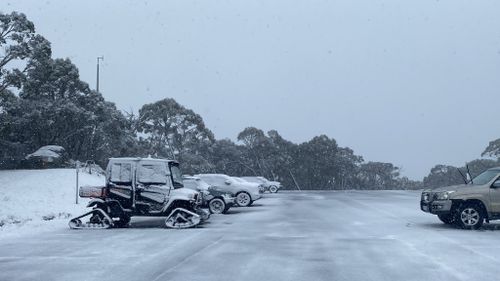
xmin=69 ymin=157 xmax=208 ymax=229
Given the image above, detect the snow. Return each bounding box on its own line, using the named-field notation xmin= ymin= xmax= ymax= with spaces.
xmin=2 ymin=191 xmax=500 ymax=280
xmin=109 ymin=161 xmax=132 ymax=182
xmin=0 ymin=168 xmax=104 ymax=238
xmin=25 ymin=145 xmax=65 ymax=160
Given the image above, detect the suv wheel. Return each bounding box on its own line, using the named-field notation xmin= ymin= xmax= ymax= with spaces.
xmin=236 ymin=192 xmax=252 ymax=207
xmin=208 ymin=198 xmax=226 ymax=214
xmin=269 ymin=185 xmax=278 ymax=193
xmin=438 ymin=214 xmax=453 ymax=225
xmin=455 ymin=203 xmax=484 ymax=229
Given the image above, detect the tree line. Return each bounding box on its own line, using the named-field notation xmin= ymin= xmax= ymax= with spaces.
xmin=423 ymin=152 xmax=500 ymax=189
xmin=2 ymin=12 xmax=497 ymax=190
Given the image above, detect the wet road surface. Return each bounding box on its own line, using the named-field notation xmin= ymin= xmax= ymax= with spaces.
xmin=2 ymin=191 xmax=500 ymax=281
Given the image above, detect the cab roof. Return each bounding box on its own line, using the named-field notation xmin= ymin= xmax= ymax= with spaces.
xmin=108 ymin=157 xmax=177 ymax=164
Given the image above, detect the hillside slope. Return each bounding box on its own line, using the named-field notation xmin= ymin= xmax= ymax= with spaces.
xmin=0 ymin=169 xmax=105 ymax=237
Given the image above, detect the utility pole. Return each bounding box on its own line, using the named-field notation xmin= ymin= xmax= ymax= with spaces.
xmin=75 ymin=161 xmax=80 ymax=204
xmin=96 ymin=56 xmax=104 ymax=93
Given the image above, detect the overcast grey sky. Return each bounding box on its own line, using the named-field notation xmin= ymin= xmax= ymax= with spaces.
xmin=3 ymin=0 xmax=500 ymax=179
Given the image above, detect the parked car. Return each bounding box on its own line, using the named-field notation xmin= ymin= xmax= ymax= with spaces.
xmin=183 ymin=176 xmax=236 ymax=214
xmin=233 ymin=177 xmax=265 ymax=194
xmin=420 ymin=167 xmax=500 ymax=229
xmin=241 ymin=176 xmax=281 ymax=193
xmin=69 ymin=157 xmax=208 ymax=229
xmin=195 ymin=174 xmax=262 ymax=207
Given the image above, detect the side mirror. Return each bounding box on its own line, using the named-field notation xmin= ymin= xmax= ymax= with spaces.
xmin=492 ymin=180 xmax=500 ymax=188
xmin=225 ymin=180 xmax=231 ymax=185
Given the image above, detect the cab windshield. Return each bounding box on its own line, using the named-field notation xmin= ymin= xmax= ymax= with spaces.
xmin=137 ymin=163 xmax=168 ymax=184
xmin=471 ymin=170 xmax=500 ymax=185
xmin=170 ymin=165 xmax=184 ymax=189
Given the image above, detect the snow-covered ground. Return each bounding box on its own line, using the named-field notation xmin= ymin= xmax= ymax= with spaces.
xmin=0 ymin=169 xmax=104 ymax=238
xmin=2 ymin=189 xmax=500 ymax=281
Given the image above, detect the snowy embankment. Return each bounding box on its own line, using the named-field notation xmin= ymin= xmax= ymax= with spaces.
xmin=0 ymin=169 xmax=104 ymax=238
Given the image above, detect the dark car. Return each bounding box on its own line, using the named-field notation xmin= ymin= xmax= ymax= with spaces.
xmin=183 ymin=176 xmax=236 ymax=214
xmin=195 ymin=174 xmax=263 ymax=207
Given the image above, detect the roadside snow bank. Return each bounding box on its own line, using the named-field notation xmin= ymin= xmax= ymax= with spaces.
xmin=0 ymin=169 xmax=104 ymax=238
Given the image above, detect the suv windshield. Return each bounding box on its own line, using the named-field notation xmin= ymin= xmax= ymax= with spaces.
xmin=243 ymin=177 xmax=263 ymax=183
xmin=471 ymin=170 xmax=500 ymax=185
xmin=197 ymin=179 xmax=210 ymax=190
xmin=198 ymin=175 xmax=228 ymax=186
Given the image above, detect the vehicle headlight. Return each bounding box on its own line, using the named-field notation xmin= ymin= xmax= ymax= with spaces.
xmin=421 ymin=192 xmax=430 ymax=202
xmin=435 ymin=191 xmax=454 ymax=201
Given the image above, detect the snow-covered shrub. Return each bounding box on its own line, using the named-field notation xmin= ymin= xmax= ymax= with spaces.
xmin=24 ymin=145 xmax=68 ymax=169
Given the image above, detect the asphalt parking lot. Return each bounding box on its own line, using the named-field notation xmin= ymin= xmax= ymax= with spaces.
xmin=2 ymin=191 xmax=500 ymax=281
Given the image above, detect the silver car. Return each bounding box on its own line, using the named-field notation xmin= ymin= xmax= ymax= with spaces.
xmin=195 ymin=174 xmax=262 ymax=207
xmin=241 ymin=176 xmax=281 ymax=193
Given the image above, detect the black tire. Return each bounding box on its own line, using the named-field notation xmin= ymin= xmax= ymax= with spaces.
xmin=208 ymin=198 xmax=226 ymax=214
xmin=438 ymin=214 xmax=453 ymax=225
xmin=269 ymin=185 xmax=279 ymax=193
xmin=90 ymin=205 xmax=107 ymax=223
xmin=222 ymin=204 xmax=231 ymax=214
xmin=236 ymin=192 xmax=252 ymax=207
xmin=454 ymin=202 xmax=484 ymax=230
xmin=114 ymin=215 xmax=131 ymax=228
xmin=89 ymin=213 xmax=103 ymax=224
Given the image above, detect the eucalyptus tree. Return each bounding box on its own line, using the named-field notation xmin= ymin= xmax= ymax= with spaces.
xmin=356 ymin=162 xmax=401 ymax=190
xmin=422 ymin=164 xmax=464 ymax=188
xmin=0 ymin=12 xmax=51 ymax=94
xmin=137 ymin=98 xmax=215 ymax=169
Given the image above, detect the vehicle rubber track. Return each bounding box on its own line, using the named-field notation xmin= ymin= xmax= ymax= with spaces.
xmin=196 ymin=208 xmax=211 ymax=221
xmin=69 ymin=208 xmax=114 ymax=229
xmin=165 ymin=208 xmax=202 ymax=229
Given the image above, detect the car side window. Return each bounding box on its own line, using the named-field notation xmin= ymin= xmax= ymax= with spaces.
xmin=212 ymin=176 xmax=226 ymax=185
xmin=200 ymin=176 xmax=217 ymax=185
xmin=110 ymin=163 xmax=132 ymax=183
xmin=494 ymin=175 xmax=500 ymax=184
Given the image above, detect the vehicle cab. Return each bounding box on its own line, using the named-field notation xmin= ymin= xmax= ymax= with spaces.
xmin=105 ymin=157 xmax=202 ymax=211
